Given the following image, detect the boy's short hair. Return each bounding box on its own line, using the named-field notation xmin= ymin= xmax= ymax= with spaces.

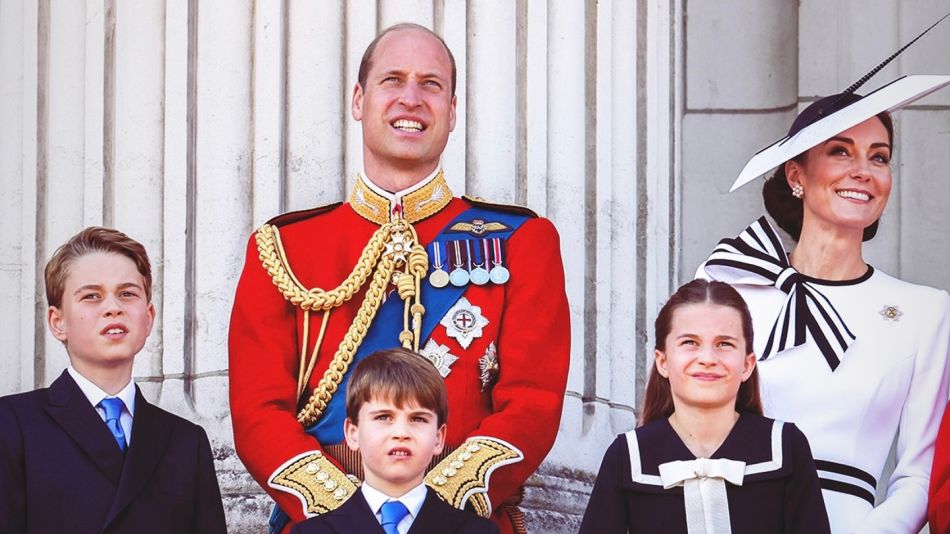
xmin=45 ymin=227 xmax=153 ymax=308
xmin=345 ymin=348 xmax=448 ymax=427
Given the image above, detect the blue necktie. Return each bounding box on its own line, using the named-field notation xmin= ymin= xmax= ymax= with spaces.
xmin=380 ymin=500 xmax=409 ymax=534
xmin=99 ymin=397 xmax=127 ymax=453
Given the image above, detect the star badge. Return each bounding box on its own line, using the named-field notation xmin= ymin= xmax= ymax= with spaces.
xmin=879 ymin=304 xmax=902 ymax=322
xmin=440 ymin=297 xmax=489 ymax=349
xmin=479 ymin=342 xmax=499 ymax=391
xmin=384 ymin=231 xmax=414 ymax=263
xmin=419 ymin=339 xmax=459 ymax=378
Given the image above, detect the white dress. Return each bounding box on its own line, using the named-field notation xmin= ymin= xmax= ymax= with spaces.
xmin=700 ymin=217 xmax=950 ymax=533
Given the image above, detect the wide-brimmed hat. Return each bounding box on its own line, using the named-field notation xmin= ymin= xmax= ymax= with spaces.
xmin=730 ymin=11 xmax=950 ymax=192
xmin=730 ymin=75 xmax=950 ymax=192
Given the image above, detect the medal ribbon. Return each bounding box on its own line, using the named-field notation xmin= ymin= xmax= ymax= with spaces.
xmin=703 ymin=216 xmax=856 ymax=370
xmin=453 ymin=240 xmax=464 ymax=269
xmin=472 ymin=239 xmax=485 ymax=267
xmin=491 ymin=238 xmax=504 ymax=267
xmin=432 ymin=241 xmax=444 ymax=270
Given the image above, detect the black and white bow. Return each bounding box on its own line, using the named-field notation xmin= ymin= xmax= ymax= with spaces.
xmin=703 ymin=217 xmax=855 ymax=370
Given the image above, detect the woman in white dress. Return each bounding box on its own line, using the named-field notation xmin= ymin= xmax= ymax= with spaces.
xmin=698 ymin=78 xmax=950 ymax=532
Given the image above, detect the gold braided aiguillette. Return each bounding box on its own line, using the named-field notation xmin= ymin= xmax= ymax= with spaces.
xmin=255 ymin=219 xmax=428 ymax=427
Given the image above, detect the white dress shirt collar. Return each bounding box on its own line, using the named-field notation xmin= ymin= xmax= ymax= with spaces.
xmin=361 ymin=481 xmax=428 ymax=534
xmin=67 ymin=366 xmax=136 ymax=447
xmin=67 ymin=366 xmax=137 ymax=415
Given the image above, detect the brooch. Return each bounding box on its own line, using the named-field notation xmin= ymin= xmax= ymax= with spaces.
xmin=879 ymin=304 xmax=902 ymax=322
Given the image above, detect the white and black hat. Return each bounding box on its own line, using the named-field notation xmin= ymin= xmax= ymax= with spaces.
xmin=730 ymin=12 xmax=950 ymax=192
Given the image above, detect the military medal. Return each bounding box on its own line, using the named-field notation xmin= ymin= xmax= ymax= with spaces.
xmin=469 ymin=240 xmax=490 ymax=286
xmin=479 ymin=342 xmax=500 ymax=391
xmin=429 ymin=241 xmax=450 ymax=288
xmin=419 ymin=339 xmax=459 ymax=377
xmin=441 ymin=297 xmax=489 ymax=349
xmin=489 ymin=238 xmax=510 ymax=284
xmin=449 ymin=240 xmax=470 ymax=287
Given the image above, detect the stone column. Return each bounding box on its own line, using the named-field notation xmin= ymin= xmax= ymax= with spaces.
xmin=679 ymin=0 xmax=799 ymax=279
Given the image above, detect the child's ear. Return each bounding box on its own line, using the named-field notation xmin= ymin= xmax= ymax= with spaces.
xmin=146 ymin=302 xmax=156 ymax=335
xmin=344 ymin=418 xmax=360 ymax=452
xmin=48 ymin=306 xmax=68 ymax=343
xmin=741 ymin=352 xmax=757 ymax=381
xmin=654 ymin=350 xmax=669 ymax=378
xmin=434 ymin=424 xmax=446 ymax=455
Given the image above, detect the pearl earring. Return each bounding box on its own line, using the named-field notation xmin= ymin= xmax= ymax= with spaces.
xmin=791 ymin=183 xmax=804 ymax=199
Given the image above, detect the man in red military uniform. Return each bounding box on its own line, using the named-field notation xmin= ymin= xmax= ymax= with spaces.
xmin=229 ymin=23 xmax=570 ymax=534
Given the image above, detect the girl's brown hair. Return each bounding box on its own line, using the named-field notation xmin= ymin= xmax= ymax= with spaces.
xmin=639 ymin=279 xmax=762 ymax=426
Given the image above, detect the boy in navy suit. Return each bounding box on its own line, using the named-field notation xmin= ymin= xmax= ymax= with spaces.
xmin=0 ymin=227 xmax=227 ymax=533
xmin=291 ymin=348 xmax=498 ymax=534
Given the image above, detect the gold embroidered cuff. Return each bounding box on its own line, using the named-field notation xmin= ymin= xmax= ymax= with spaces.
xmin=424 ymin=436 xmax=524 ymax=517
xmin=268 ymin=451 xmax=360 ymax=517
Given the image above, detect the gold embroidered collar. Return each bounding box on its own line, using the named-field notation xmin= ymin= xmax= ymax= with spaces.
xmin=349 ymin=170 xmax=453 ymax=225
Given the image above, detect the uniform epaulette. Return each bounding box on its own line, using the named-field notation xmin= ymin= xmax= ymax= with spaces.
xmin=265 ymin=202 xmax=343 ymax=228
xmin=462 ymin=195 xmax=538 ymax=218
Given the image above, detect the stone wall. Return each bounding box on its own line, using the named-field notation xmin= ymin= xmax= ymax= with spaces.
xmin=2 ymin=0 xmax=948 ymax=532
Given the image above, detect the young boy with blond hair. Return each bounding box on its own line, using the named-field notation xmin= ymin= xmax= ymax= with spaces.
xmin=291 ymin=348 xmax=497 ymax=534
xmin=0 ymin=227 xmax=226 ymax=533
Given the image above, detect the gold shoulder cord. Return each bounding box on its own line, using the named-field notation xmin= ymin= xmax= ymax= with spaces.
xmin=255 ymin=217 xmax=428 ymax=427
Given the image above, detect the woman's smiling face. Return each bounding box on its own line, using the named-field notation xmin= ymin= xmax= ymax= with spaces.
xmin=787 ymin=117 xmax=893 ymax=239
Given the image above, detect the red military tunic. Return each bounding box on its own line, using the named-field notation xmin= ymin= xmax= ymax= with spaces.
xmin=229 ymin=172 xmax=571 ymax=533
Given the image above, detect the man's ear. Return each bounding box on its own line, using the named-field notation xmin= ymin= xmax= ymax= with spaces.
xmin=344 ymin=418 xmax=360 ymax=452
xmin=351 ymin=83 xmax=365 ymax=122
xmin=449 ymin=94 xmax=457 ymax=132
xmin=48 ymin=306 xmax=68 ymax=343
xmin=654 ymin=349 xmax=669 ymax=378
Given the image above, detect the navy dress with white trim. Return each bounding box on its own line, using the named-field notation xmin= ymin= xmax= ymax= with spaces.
xmin=578 ymin=413 xmax=830 ymax=534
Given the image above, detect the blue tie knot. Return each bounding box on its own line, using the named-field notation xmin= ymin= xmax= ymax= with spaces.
xmin=380 ymin=500 xmax=409 ymax=534
xmin=99 ymin=397 xmax=127 ymax=452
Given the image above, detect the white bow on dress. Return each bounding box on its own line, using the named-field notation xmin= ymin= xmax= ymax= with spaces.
xmin=658 ymin=458 xmax=746 ymax=534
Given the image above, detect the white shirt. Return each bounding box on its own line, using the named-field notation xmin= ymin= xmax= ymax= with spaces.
xmin=67 ymin=366 xmax=136 ymax=447
xmin=360 ymin=481 xmax=428 ymax=534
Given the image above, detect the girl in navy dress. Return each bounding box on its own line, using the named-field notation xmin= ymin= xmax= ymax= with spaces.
xmin=579 ymin=279 xmax=829 ymax=533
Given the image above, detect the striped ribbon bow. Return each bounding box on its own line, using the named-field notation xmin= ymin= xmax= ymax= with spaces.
xmin=703 ymin=216 xmax=855 ymax=370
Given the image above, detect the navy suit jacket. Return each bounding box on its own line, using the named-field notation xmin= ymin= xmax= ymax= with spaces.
xmin=290 ymin=486 xmax=499 ymax=534
xmin=0 ymin=370 xmax=227 ymax=534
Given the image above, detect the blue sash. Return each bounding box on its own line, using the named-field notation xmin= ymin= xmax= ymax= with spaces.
xmin=305 ymin=206 xmax=529 ymax=444
xmin=270 ymin=206 xmax=530 ymax=532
